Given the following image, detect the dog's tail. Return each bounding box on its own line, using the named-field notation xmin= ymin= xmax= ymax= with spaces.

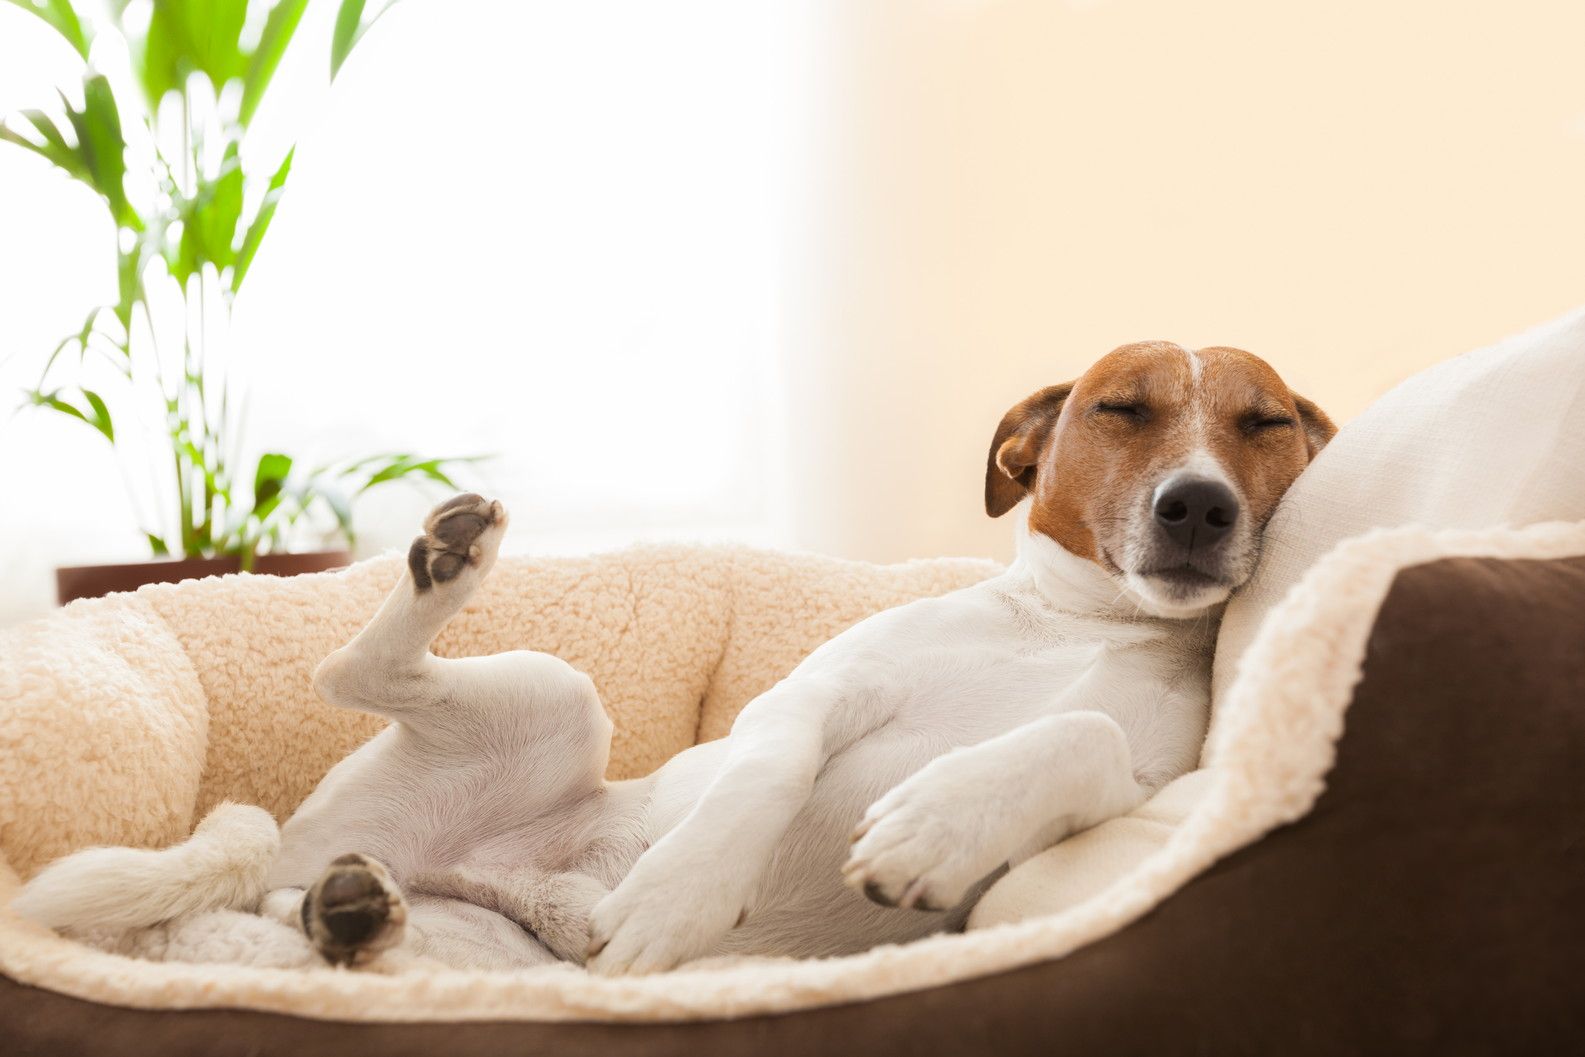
xmin=12 ymin=802 xmax=280 ymax=931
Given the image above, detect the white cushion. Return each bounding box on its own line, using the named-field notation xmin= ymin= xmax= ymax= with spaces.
xmin=1211 ymin=306 xmax=1585 ymax=722
xmin=968 ymin=770 xmax=1211 ymax=929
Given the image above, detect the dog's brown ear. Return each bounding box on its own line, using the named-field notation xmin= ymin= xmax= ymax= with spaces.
xmin=985 ymin=384 xmax=1072 ymax=517
xmin=1293 ymin=393 xmax=1337 ymax=460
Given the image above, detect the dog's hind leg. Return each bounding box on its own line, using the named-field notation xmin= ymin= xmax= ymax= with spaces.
xmin=278 ymin=493 xmax=627 ymax=896
xmin=309 ymin=493 xmax=616 ymax=789
xmin=310 ymin=493 xmax=509 ymax=728
xmin=277 ymin=492 xmax=636 ymax=963
xmin=408 ymin=866 xmax=611 ymax=964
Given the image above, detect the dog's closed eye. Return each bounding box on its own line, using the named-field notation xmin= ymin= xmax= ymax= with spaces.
xmin=1240 ymin=412 xmax=1296 ymax=434
xmin=1093 ymin=401 xmax=1149 ymax=422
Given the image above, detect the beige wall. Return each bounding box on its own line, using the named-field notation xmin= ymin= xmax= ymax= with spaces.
xmin=783 ymin=0 xmax=1585 ymax=564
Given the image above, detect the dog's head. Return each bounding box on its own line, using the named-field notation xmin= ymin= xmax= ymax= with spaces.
xmin=986 ymin=341 xmax=1335 ymax=618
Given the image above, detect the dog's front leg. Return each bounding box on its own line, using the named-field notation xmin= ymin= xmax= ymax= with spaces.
xmin=585 ymin=678 xmax=838 ymax=975
xmin=844 ymin=711 xmax=1146 ymax=911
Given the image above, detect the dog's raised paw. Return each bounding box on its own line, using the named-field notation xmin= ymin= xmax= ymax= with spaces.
xmin=407 ymin=494 xmax=507 ymax=593
xmin=302 ymin=853 xmax=408 ymax=967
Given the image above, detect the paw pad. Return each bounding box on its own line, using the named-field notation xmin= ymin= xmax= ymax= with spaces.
xmin=303 ymin=852 xmax=406 ymax=966
xmin=407 ymin=494 xmax=505 ymax=592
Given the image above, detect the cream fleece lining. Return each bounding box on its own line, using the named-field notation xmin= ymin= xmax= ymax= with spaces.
xmin=2 ymin=523 xmax=1580 ymax=1023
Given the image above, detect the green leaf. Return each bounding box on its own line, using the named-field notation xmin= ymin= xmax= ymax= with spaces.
xmin=410 ymin=459 xmax=458 ymax=487
xmin=146 ymin=532 xmax=171 ymax=557
xmin=331 ymin=0 xmax=400 ymax=80
xmin=177 ymin=438 xmax=219 ymax=496
xmin=58 ymin=73 xmax=139 ymax=229
xmin=2 ymin=0 xmax=93 ymax=60
xmin=21 ymin=107 xmax=72 ymax=153
xmin=27 ymin=388 xmax=88 ymax=424
xmin=3 ymin=77 xmax=139 ymax=230
xmin=1 ymin=108 xmax=91 ymax=184
xmin=9 ymin=108 xmax=85 ymax=176
xmin=60 ymin=306 xmax=105 ymax=369
xmin=26 ymin=387 xmax=115 ymax=445
xmin=37 ymin=305 xmax=105 ymax=382
xmin=330 ymin=0 xmax=367 ymax=79
xmin=239 ymin=0 xmax=309 ymax=127
xmin=351 ymin=453 xmax=480 ymax=493
xmin=0 ymin=122 xmax=68 ymax=178
xmin=172 ymin=142 xmax=244 ymax=285
xmin=115 ymin=238 xmax=152 ymax=333
xmin=231 ymin=147 xmax=292 ymax=294
xmin=252 ymin=451 xmax=293 ymax=516
xmin=358 ymin=454 xmax=419 ymax=491
xmin=80 ymin=388 xmax=114 ymax=441
xmin=133 ymin=0 xmax=250 ymax=108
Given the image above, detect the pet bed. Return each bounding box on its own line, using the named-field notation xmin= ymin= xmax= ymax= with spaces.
xmin=5 ymin=309 xmax=1585 ymax=1054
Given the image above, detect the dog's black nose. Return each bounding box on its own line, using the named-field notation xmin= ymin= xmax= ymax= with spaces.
xmin=1153 ymin=477 xmax=1240 ymax=550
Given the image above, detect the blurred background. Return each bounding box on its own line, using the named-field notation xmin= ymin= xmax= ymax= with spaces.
xmin=3 ymin=0 xmax=1584 ymax=625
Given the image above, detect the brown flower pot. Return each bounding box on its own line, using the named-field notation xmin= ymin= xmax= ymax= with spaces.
xmin=55 ymin=550 xmax=353 ymax=605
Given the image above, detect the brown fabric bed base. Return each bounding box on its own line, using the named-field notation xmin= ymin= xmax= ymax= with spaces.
xmin=6 ymin=555 xmax=1583 ymax=1056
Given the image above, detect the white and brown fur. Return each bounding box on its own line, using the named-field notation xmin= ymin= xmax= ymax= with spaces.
xmin=15 ymin=342 xmax=1334 ymax=975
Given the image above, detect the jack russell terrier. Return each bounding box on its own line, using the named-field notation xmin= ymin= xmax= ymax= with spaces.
xmin=17 ymin=341 xmax=1334 ymax=976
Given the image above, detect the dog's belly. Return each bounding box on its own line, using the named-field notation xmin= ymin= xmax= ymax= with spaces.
xmin=720 ymin=735 xmax=979 ymax=957
xmin=687 ymin=662 xmax=1081 ymax=959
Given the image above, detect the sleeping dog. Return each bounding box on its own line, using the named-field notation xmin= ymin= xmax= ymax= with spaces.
xmin=17 ymin=342 xmax=1333 ymax=975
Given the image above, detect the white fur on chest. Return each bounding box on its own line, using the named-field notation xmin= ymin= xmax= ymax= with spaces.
xmin=797 ymin=547 xmax=1212 ymax=782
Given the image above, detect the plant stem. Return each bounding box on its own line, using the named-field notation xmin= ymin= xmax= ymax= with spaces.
xmin=198 ymin=270 xmax=214 ymax=551
xmin=177 ymin=92 xmax=195 ymax=557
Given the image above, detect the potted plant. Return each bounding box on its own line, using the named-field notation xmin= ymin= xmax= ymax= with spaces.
xmin=2 ymin=0 xmax=473 ymax=603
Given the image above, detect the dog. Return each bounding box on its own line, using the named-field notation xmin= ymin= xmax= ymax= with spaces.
xmin=16 ymin=341 xmax=1333 ymax=975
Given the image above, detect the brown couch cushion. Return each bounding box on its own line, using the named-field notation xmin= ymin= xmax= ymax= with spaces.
xmin=6 ymin=554 xmax=1583 ymax=1055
